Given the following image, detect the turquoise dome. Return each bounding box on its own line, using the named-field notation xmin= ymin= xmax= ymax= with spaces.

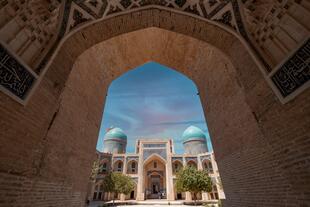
xmin=104 ymin=128 xmax=127 ymax=140
xmin=182 ymin=126 xmax=206 ymax=142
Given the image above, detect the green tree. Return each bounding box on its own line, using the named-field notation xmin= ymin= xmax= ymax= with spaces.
xmin=176 ymin=166 xmax=212 ymax=205
xmin=102 ymin=172 xmax=135 ymax=205
xmin=90 ymin=159 xmax=100 ymax=181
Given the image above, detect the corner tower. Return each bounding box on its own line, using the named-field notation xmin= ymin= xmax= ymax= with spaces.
xmin=182 ymin=126 xmax=208 ymax=155
xmin=103 ymin=127 xmax=127 ymax=154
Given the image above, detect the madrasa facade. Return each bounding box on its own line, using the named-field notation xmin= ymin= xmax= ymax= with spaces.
xmin=90 ymin=126 xmax=225 ymax=202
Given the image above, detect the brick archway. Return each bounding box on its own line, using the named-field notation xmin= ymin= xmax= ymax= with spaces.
xmin=0 ymin=9 xmax=309 ymax=207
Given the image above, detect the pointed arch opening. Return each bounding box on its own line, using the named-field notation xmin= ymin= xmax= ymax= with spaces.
xmin=143 ymin=153 xmax=167 ymax=199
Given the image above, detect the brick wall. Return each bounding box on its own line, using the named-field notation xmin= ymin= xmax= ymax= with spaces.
xmin=0 ymin=172 xmax=84 ymax=207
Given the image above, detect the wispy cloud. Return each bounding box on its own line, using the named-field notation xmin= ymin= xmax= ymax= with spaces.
xmin=151 ymin=120 xmax=205 ymax=126
xmin=107 ymin=92 xmax=197 ymax=99
xmin=96 ymin=62 xmax=213 ymax=153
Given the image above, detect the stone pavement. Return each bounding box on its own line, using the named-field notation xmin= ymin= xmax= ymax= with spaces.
xmin=88 ymin=200 xmax=207 ymax=207
xmin=114 ymin=205 xmax=204 ymax=207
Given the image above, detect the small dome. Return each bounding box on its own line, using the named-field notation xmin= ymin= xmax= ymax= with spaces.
xmin=182 ymin=126 xmax=206 ymax=142
xmin=104 ymin=127 xmax=127 ymax=140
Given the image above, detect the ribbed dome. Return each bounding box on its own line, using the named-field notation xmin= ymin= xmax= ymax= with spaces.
xmin=104 ymin=127 xmax=127 ymax=140
xmin=182 ymin=126 xmax=206 ymax=142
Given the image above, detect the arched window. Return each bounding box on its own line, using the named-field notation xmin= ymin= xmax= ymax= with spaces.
xmin=117 ymin=162 xmax=122 ymax=172
xmin=154 ymin=161 xmax=157 ymax=168
xmin=208 ymin=162 xmax=213 ymax=173
xmin=209 ymin=178 xmax=219 ymax=200
xmin=98 ymin=184 xmax=104 ymax=200
xmin=187 ymin=161 xmax=197 ymax=169
xmin=213 ymin=185 xmax=217 ymax=191
xmin=100 ymin=162 xmax=107 ymax=173
xmin=203 ymin=160 xmax=213 ymax=173
xmin=93 ymin=185 xmax=99 ymax=200
xmin=127 ymin=161 xmax=137 ymax=174
xmin=175 ymin=163 xmax=178 ymax=169
xmin=173 ymin=161 xmax=183 ymax=174
xmin=131 ymin=162 xmax=136 ymax=173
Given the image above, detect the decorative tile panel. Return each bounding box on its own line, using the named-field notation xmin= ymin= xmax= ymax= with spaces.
xmin=0 ymin=44 xmax=37 ymax=101
xmin=271 ymin=39 xmax=310 ymax=98
xmin=143 ymin=143 xmax=166 ymax=148
xmin=66 ymin=2 xmax=95 ymax=33
xmin=67 ymin=0 xmax=239 ymax=33
xmin=143 ymin=148 xmax=167 ymax=161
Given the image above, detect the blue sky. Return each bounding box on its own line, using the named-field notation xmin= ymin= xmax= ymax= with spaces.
xmin=96 ymin=62 xmax=213 ymax=154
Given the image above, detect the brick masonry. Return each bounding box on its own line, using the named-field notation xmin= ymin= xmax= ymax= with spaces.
xmin=0 ymin=8 xmax=309 ymax=207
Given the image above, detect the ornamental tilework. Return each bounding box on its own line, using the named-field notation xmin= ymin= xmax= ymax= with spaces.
xmin=69 ymin=0 xmax=238 ymax=32
xmin=0 ymin=44 xmax=36 ymax=100
xmin=272 ymin=39 xmax=310 ymax=97
xmin=143 ymin=148 xmax=167 ymax=161
xmin=143 ymin=143 xmax=166 ymax=148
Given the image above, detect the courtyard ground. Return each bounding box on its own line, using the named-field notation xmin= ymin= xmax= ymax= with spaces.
xmin=89 ymin=200 xmax=212 ymax=207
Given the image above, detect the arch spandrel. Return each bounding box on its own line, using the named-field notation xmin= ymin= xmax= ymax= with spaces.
xmin=143 ymin=153 xmax=167 ymax=166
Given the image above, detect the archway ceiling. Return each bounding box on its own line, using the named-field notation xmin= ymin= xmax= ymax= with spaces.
xmin=0 ymin=0 xmax=309 ymax=105
xmin=50 ymin=0 xmax=309 ymax=105
xmin=36 ymin=0 xmax=265 ymax=73
xmin=1 ymin=0 xmax=278 ymax=75
xmin=55 ymin=0 xmax=259 ymax=67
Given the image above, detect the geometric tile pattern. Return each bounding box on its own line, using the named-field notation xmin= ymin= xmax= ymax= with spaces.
xmin=68 ymin=0 xmax=238 ymax=34
xmin=271 ymin=38 xmax=310 ymax=98
xmin=143 ymin=148 xmax=167 ymax=161
xmin=0 ymin=44 xmax=37 ymax=101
